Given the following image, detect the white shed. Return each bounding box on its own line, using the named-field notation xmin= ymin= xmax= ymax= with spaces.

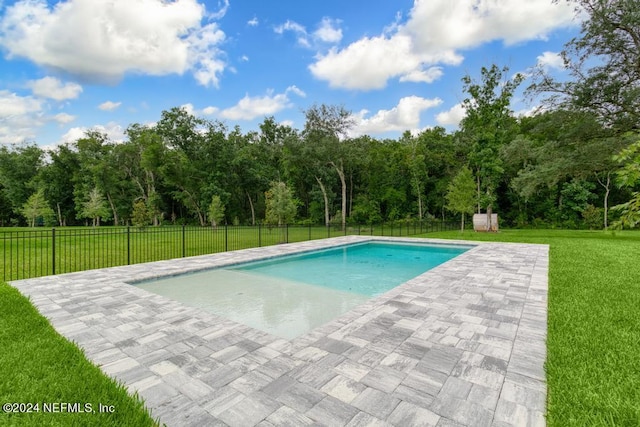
xmin=473 ymin=213 xmax=499 ymax=232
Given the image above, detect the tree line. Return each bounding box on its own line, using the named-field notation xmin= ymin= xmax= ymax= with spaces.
xmin=1 ymin=0 xmax=638 ymax=230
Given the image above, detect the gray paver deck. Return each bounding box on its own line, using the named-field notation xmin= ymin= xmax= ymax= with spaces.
xmin=11 ymin=236 xmax=548 ymax=426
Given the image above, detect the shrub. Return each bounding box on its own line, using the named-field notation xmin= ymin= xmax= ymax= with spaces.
xmin=582 ymin=204 xmax=604 ymax=230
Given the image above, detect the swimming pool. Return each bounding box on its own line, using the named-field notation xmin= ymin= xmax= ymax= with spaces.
xmin=136 ymin=241 xmax=470 ymax=339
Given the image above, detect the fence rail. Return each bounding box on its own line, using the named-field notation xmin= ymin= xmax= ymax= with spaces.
xmin=1 ymin=221 xmax=458 ymax=281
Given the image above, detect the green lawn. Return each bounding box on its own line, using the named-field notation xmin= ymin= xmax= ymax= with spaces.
xmin=0 ymin=282 xmax=159 ymax=427
xmin=424 ymin=229 xmax=640 ymax=427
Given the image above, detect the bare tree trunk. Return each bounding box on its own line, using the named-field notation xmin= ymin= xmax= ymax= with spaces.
xmin=411 ymin=175 xmax=424 ymax=220
xmin=196 ymin=210 xmax=205 ymax=226
xmin=246 ymin=190 xmax=256 ymax=226
xmin=316 ymin=177 xmax=330 ymax=226
xmin=349 ymin=172 xmax=354 ymax=218
xmin=596 ymin=171 xmax=611 ymax=230
xmin=183 ymin=189 xmax=205 ymax=226
xmin=147 ymin=175 xmax=160 ymax=226
xmin=331 ymin=161 xmax=347 ymax=231
xmin=106 ymin=193 xmax=118 ymax=226
xmin=476 ymin=172 xmax=481 ymax=214
xmin=56 ymin=203 xmax=63 ymax=227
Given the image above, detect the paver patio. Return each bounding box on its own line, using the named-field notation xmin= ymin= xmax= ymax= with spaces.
xmin=11 ymin=236 xmax=548 ymax=426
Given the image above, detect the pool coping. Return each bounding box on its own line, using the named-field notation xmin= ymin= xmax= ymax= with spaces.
xmin=11 ymin=236 xmax=548 ymax=426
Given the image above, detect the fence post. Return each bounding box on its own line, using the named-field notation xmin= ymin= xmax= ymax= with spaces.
xmin=225 ymin=224 xmax=228 ymax=252
xmin=258 ymin=223 xmax=262 ymax=247
xmin=127 ymin=226 xmax=131 ymax=265
xmin=182 ymin=225 xmax=186 ymax=257
xmin=286 ymin=224 xmax=289 ymax=243
xmin=51 ymin=228 xmax=56 ymax=276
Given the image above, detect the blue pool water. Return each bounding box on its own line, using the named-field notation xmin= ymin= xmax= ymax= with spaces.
xmin=136 ymin=241 xmax=471 ymax=339
xmin=233 ymin=242 xmax=469 ymax=296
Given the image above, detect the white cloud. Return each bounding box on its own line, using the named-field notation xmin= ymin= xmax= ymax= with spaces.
xmin=98 ymin=101 xmax=122 ymax=111
xmin=202 ymin=106 xmax=219 ymax=116
xmin=0 ymin=0 xmax=228 ymax=87
xmin=311 ymin=34 xmax=445 ymax=90
xmin=350 ymin=96 xmax=442 ymax=136
xmin=240 ymin=55 xmax=249 ymax=62
xmin=218 ymin=86 xmax=306 ymax=121
xmin=179 ymin=103 xmax=197 ymax=116
xmin=208 ymin=0 xmax=229 ymax=20
xmin=53 ymin=112 xmax=76 ymax=124
xmin=0 ymin=90 xmax=42 ymax=117
xmin=399 ymin=66 xmax=444 ymax=84
xmin=59 ymin=127 xmax=86 ymax=145
xmin=274 ymin=20 xmax=310 ymax=47
xmin=274 ymin=20 xmax=306 ymax=35
xmin=0 ymin=90 xmax=44 ymax=144
xmin=27 ymin=77 xmax=82 ymax=100
xmin=276 ymin=17 xmax=343 ymax=48
xmin=59 ymin=121 xmax=126 ymax=145
xmin=314 ymin=18 xmax=342 ymax=43
xmin=310 ymin=0 xmax=576 ymax=90
xmin=537 ymin=51 xmax=565 ymax=71
xmin=435 ymin=103 xmax=466 ymax=126
xmin=186 ymin=22 xmax=227 ymax=87
xmin=286 ymin=85 xmax=306 ymax=98
xmin=247 ymin=17 xmax=258 ymax=27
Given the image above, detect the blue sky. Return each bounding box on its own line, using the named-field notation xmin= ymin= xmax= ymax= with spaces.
xmin=0 ymin=0 xmax=580 ymax=148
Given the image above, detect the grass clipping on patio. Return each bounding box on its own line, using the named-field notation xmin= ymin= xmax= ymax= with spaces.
xmin=0 ymin=282 xmax=159 ymax=427
xmin=428 ymin=229 xmax=640 ymax=426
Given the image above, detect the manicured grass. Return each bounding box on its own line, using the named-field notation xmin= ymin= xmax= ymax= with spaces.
xmin=424 ymin=229 xmax=640 ymax=427
xmin=0 ymin=282 xmax=159 ymax=427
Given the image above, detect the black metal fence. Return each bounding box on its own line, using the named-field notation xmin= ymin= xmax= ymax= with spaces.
xmin=1 ymin=220 xmax=458 ymax=281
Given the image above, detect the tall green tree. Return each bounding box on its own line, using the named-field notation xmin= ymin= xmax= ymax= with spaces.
xmin=156 ymin=108 xmax=210 ymax=225
xmin=530 ymin=0 xmax=640 ymax=228
xmin=461 ymin=64 xmax=523 ymax=229
xmin=207 ymin=195 xmax=225 ymax=227
xmin=38 ymin=144 xmax=80 ymax=226
xmin=79 ymin=187 xmax=111 ymax=227
xmin=417 ymin=127 xmax=459 ymax=220
xmin=446 ymin=167 xmax=476 ymax=232
xmin=74 ymin=131 xmax=134 ymax=226
xmin=531 ymin=0 xmax=640 ymax=132
xmin=21 ymin=188 xmax=54 ymax=227
xmin=123 ymin=124 xmax=166 ymax=225
xmin=0 ymin=143 xmax=44 ymax=224
xmin=131 ymin=199 xmax=151 ymax=229
xmin=265 ymin=181 xmax=298 ymax=226
xmin=401 ymin=131 xmax=428 ymax=220
xmin=504 ymin=110 xmax=630 ymax=228
xmin=612 ymin=138 xmax=640 ymax=228
xmin=302 ymin=104 xmax=355 ymax=230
